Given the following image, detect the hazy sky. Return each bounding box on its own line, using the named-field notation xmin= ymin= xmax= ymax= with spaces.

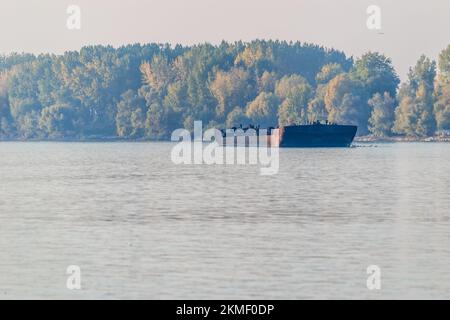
xmin=0 ymin=0 xmax=448 ymax=80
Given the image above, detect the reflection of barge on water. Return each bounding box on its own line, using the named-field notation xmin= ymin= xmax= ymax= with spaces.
xmin=220 ymin=122 xmax=358 ymax=148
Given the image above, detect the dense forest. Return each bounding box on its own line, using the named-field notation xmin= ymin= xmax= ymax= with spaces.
xmin=0 ymin=40 xmax=449 ymax=140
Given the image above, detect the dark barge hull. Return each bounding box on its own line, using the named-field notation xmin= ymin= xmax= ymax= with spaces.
xmin=277 ymin=124 xmax=357 ymax=148
xmin=220 ymin=124 xmax=358 ymax=148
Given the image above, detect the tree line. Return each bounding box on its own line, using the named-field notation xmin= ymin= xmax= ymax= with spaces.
xmin=0 ymin=41 xmax=449 ymax=140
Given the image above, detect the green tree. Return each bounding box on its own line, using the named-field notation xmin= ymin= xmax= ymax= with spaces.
xmin=275 ymin=74 xmax=311 ymax=100
xmin=352 ymin=52 xmax=400 ymax=98
xmin=16 ymin=111 xmax=41 ymax=139
xmin=324 ymin=73 xmax=370 ymax=134
xmin=307 ymin=96 xmax=328 ymax=123
xmin=368 ymin=92 xmax=396 ymax=137
xmin=145 ymin=102 xmax=167 ymax=140
xmin=140 ymin=55 xmax=174 ymax=93
xmin=116 ymin=90 xmax=146 ymax=137
xmin=279 ymin=98 xmax=303 ymax=126
xmin=0 ymin=72 xmax=14 ymax=138
xmin=1 ymin=41 xmax=417 ymax=140
xmin=210 ymin=67 xmax=251 ymax=117
xmin=234 ymin=43 xmax=274 ymax=70
xmin=39 ymin=103 xmax=76 ymax=138
xmin=275 ymin=74 xmax=312 ymax=126
xmin=307 ymin=84 xmax=329 ymax=123
xmin=437 ymin=45 xmax=450 ymax=84
xmin=258 ymin=71 xmax=277 ymax=93
xmin=245 ymin=92 xmax=279 ymax=127
xmin=393 ymin=93 xmax=417 ymax=136
xmin=316 ymin=63 xmax=344 ymax=85
xmin=163 ymin=81 xmax=188 ymax=131
xmin=434 ymin=85 xmax=450 ymax=131
xmin=226 ymin=106 xmax=249 ymax=128
xmin=434 ymin=45 xmax=450 ymax=131
xmin=394 ymin=55 xmax=437 ymax=136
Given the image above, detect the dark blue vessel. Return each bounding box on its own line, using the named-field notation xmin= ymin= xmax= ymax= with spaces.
xmin=222 ymin=122 xmax=358 ymax=148
xmin=278 ymin=123 xmax=357 ymax=148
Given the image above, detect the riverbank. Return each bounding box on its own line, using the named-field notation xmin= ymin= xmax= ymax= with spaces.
xmin=2 ymin=135 xmax=450 ymax=143
xmin=355 ymin=135 xmax=450 ymax=143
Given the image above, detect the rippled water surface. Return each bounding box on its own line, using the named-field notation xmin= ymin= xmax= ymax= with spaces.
xmin=1 ymin=142 xmax=450 ymax=299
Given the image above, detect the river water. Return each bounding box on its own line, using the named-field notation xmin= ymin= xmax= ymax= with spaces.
xmin=0 ymin=142 xmax=449 ymax=299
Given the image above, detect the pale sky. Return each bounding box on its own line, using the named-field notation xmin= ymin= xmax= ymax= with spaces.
xmin=0 ymin=0 xmax=448 ymax=80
